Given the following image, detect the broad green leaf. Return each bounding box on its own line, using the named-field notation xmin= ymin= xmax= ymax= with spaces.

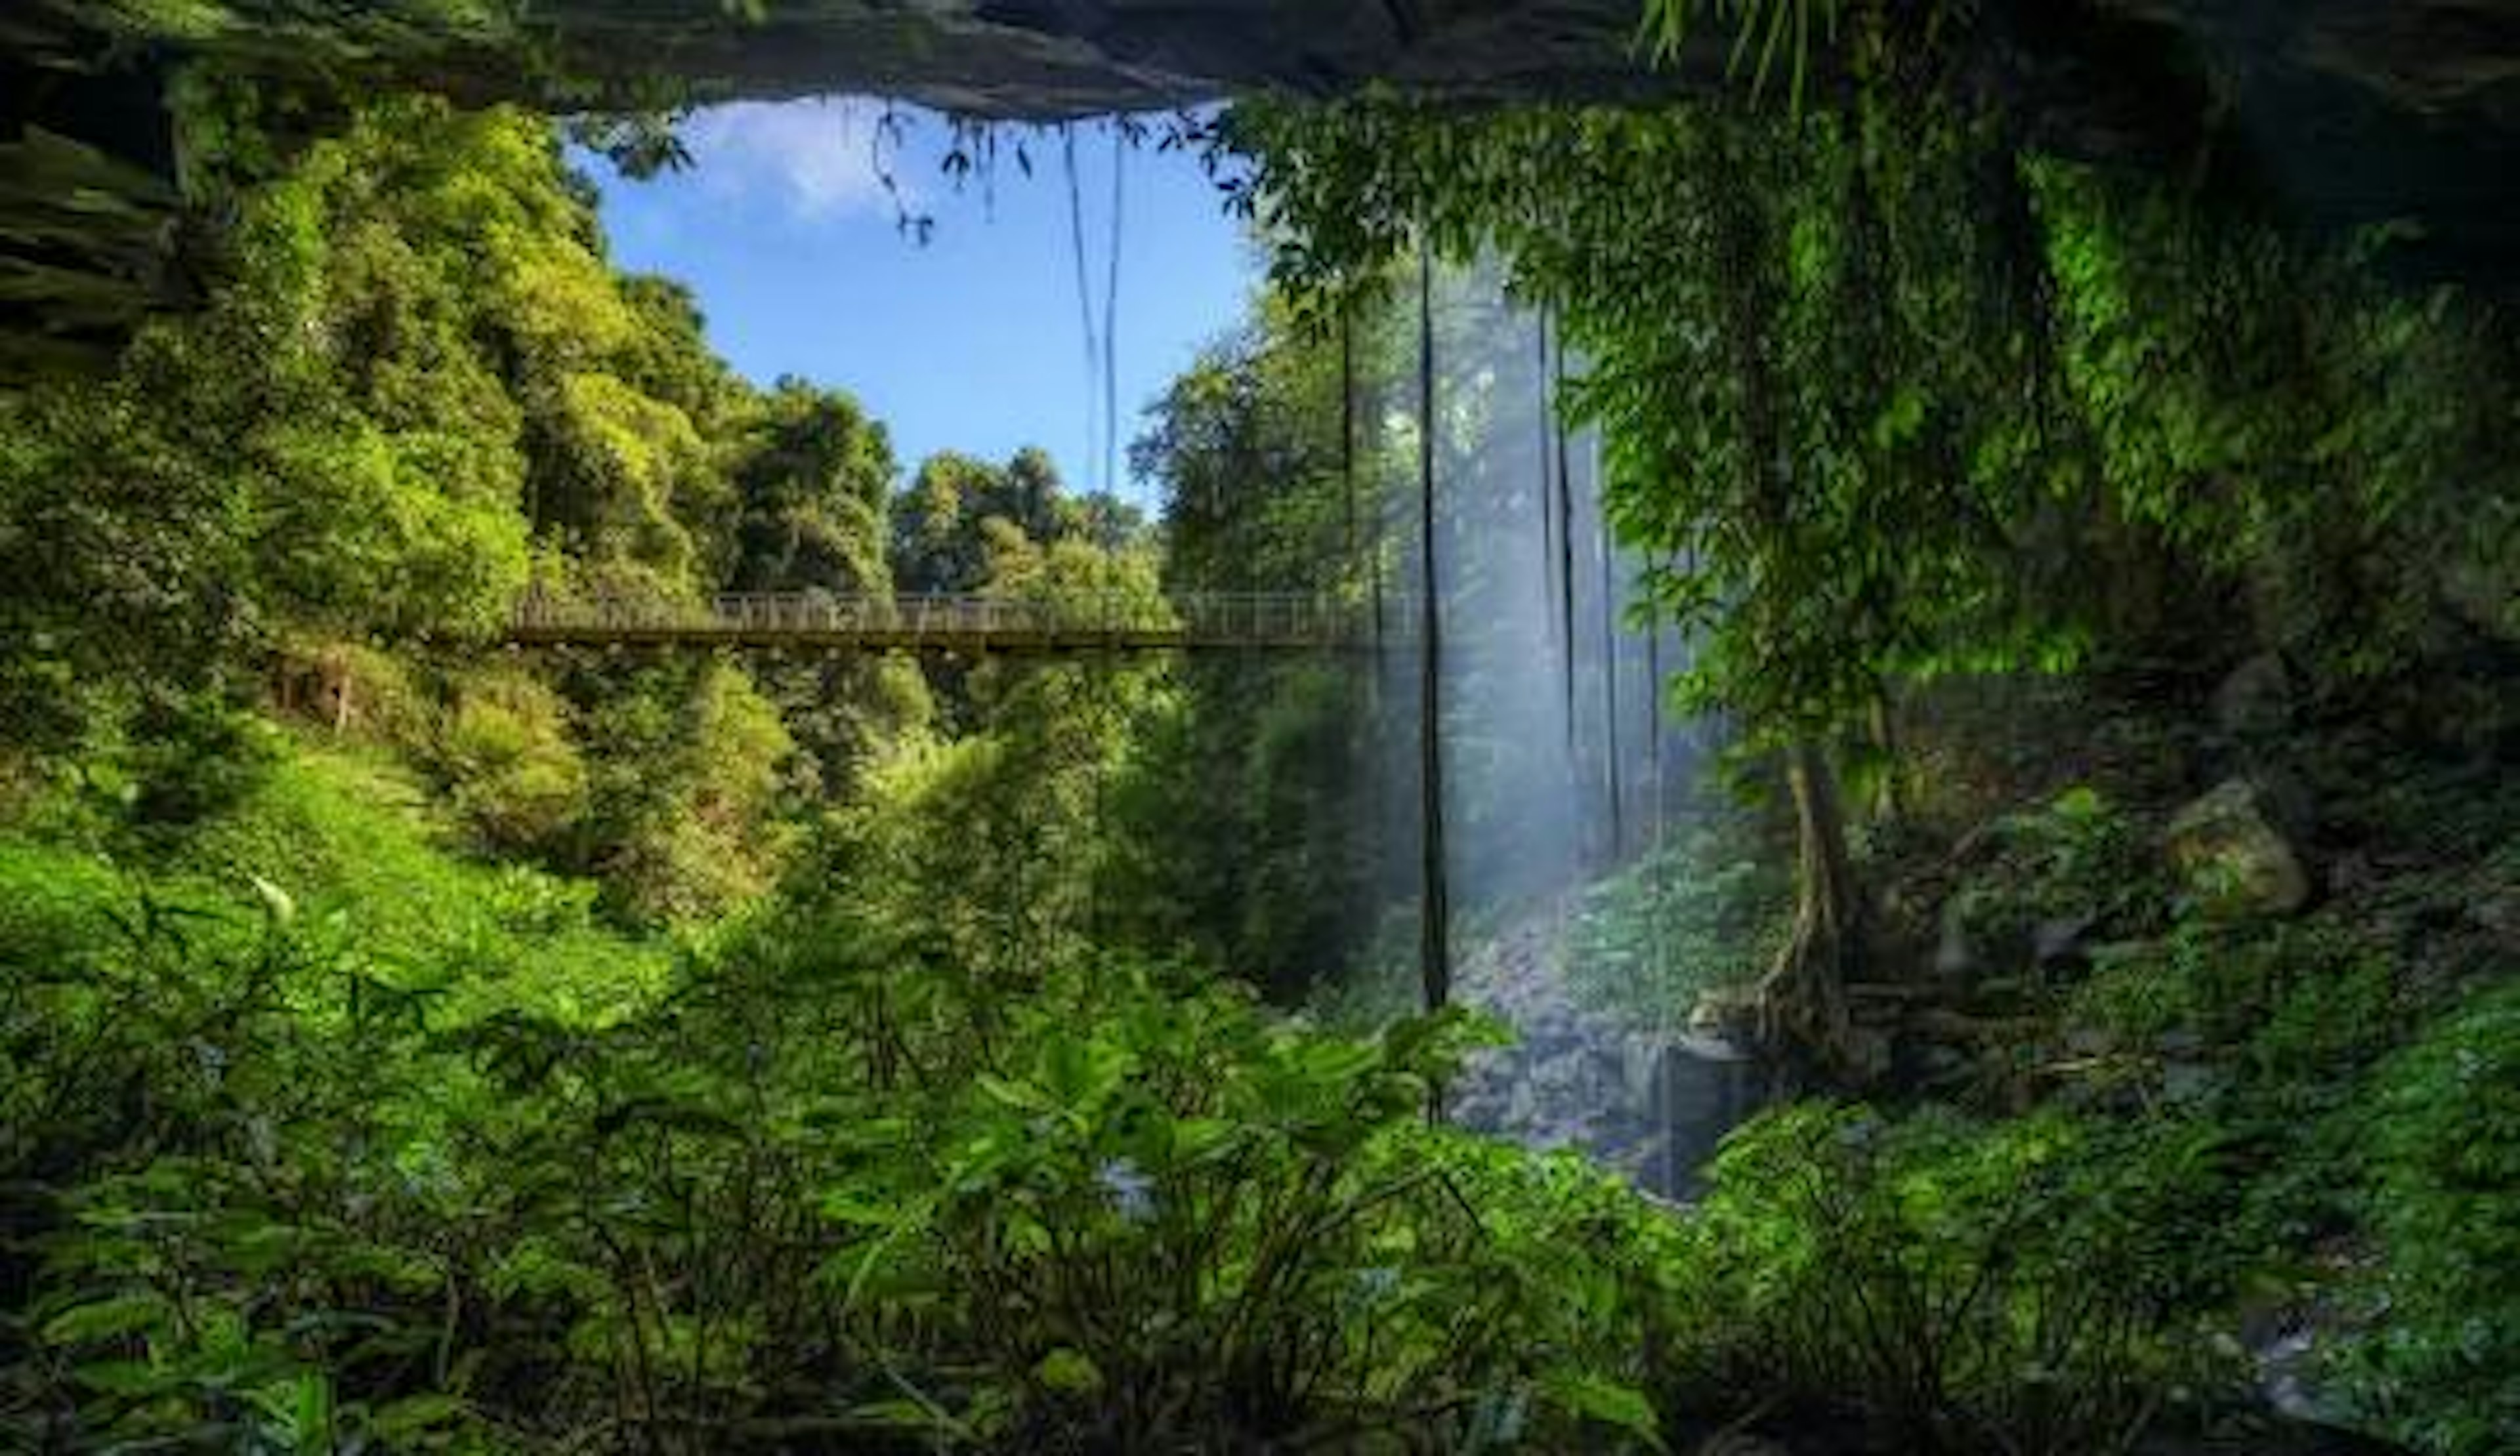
xmin=1538 ymin=1370 xmax=1666 ymax=1451
xmin=1033 ymin=1346 xmax=1104 ymax=1394
xmin=43 ymin=1292 xmax=167 ymax=1346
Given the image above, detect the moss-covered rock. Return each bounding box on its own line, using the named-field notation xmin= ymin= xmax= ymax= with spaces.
xmin=2167 ymin=778 xmax=2315 ymax=919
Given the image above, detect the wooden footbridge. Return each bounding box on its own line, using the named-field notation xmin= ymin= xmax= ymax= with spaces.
xmin=507 ymin=591 xmax=1380 ymax=654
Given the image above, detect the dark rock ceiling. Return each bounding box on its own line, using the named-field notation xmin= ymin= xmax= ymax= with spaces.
xmin=3 ymin=0 xmax=2517 ymax=367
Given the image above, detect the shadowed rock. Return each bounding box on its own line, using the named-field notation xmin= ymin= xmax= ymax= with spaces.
xmin=7 ymin=0 xmax=2519 ymax=381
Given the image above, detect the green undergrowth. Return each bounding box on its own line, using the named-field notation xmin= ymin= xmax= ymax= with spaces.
xmin=1565 ymin=806 xmax=1794 ymax=1031
xmin=0 ymin=730 xmax=1687 ymax=1451
xmin=5 ymin=698 xmax=2511 ymax=1454
xmin=2342 ymin=978 xmax=2520 ymax=1453
xmin=4 ymin=722 xmax=677 ymax=1027
xmin=1846 ymin=697 xmax=2520 ymax=1455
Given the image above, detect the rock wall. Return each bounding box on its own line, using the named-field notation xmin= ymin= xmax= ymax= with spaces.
xmin=7 ymin=0 xmax=2519 ymax=374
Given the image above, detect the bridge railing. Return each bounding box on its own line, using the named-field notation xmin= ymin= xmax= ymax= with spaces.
xmin=509 ymin=591 xmax=1381 ymax=646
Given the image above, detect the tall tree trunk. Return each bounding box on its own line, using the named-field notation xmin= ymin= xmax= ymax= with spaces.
xmin=1551 ymin=314 xmax=1582 ymax=846
xmin=1595 ymin=436 xmax=1623 ymax=865
xmin=1416 ymin=232 xmax=1450 ymax=1016
xmin=1364 ymin=314 xmax=1388 ymax=659
xmin=1341 ymin=308 xmax=1358 ymax=578
xmin=1538 ymin=314 xmax=1572 ymax=780
xmin=1645 ymin=586 xmax=1666 ymax=827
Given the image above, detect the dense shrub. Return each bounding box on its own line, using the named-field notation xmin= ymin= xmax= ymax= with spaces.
xmin=569 ymin=660 xmax=799 ymax=925
xmin=113 ymin=693 xmax=285 ymax=834
xmin=2344 ymin=980 xmax=2520 ymax=1455
xmin=435 ymin=669 xmax=588 ymax=854
xmin=1946 ymin=785 xmax=2165 ymax=978
xmin=1 ymin=741 xmax=1686 ymax=1453
xmin=1673 ymin=1102 xmax=2241 ymax=1454
xmin=813 ymin=981 xmax=1677 ymax=1450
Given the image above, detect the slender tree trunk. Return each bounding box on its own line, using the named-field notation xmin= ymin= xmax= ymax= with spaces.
xmin=1647 ymin=573 xmax=1671 ymax=1007
xmin=329 ymin=653 xmax=354 ymax=736
xmin=1364 ymin=315 xmax=1388 ymax=660
xmin=1595 ymin=438 xmax=1623 ymax=865
xmin=1341 ymin=310 xmax=1358 ymax=579
xmin=1646 ymin=588 xmax=1666 ymax=828
xmin=1551 ymin=316 xmax=1582 ymax=843
xmin=1416 ymin=234 xmax=1450 ymax=1016
xmin=1538 ymin=310 xmax=1582 ymax=874
xmin=1536 ymin=314 xmax=1564 ymax=725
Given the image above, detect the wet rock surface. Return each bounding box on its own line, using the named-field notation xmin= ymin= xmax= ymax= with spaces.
xmin=1446 ymin=908 xmax=1764 ymax=1197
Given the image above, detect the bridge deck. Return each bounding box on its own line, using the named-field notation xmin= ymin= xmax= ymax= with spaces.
xmin=508 ymin=591 xmax=1382 ymax=653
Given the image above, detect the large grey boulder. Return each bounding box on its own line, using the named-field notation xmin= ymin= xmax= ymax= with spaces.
xmin=1654 ymin=1031 xmax=1765 ymax=1199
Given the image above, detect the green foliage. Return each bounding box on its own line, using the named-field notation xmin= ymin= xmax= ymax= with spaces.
xmin=2024 ymin=161 xmax=2520 ymax=684
xmin=1679 ymin=1102 xmax=2241 ymax=1452
xmin=135 ymin=731 xmax=668 ymax=1021
xmin=1566 ymin=806 xmax=1792 ymax=1027
xmin=1228 ymin=94 xmax=2092 ymax=749
xmin=1107 ymin=656 xmax=1385 ymax=1000
xmin=2070 ymin=917 xmax=2401 ymax=1085
xmin=818 ymin=982 xmax=1676 ymax=1449
xmin=563 ymin=657 xmax=799 ymax=924
xmin=1637 ymin=0 xmax=1844 ymax=111
xmin=1946 ymin=785 xmax=2164 ymax=976
xmin=723 ymin=377 xmax=898 ymax=596
xmin=0 ymin=93 xmax=773 ymax=763
xmin=1918 ymin=772 xmax=2519 ymax=1453
xmin=818 ymin=646 xmax=1145 ymax=1001
xmin=0 ymin=731 xmax=674 ymax=1442
xmin=1226 ymin=85 xmax=2518 ymax=745
xmin=889 ymin=446 xmax=1142 ymax=598
xmin=0 ymin=89 xmax=929 ymax=921
xmin=1132 ymin=295 xmax=1364 ymax=596
xmin=113 ymin=692 xmax=287 ymax=833
xmin=3 ymin=36 xmax=2510 ymax=1456
xmin=2343 ymin=981 xmax=2520 ymax=1454
xmin=434 ymin=669 xmax=589 ymax=854
xmin=1 ymin=721 xmax=1690 ymax=1451
xmin=1111 ymin=296 xmax=1395 ymax=999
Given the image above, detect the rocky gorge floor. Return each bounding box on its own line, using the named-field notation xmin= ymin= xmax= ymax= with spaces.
xmin=1448 ymin=902 xmax=1764 ymax=1200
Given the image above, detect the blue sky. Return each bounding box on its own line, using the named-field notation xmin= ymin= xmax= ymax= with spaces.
xmin=581 ymin=100 xmax=1258 ymax=509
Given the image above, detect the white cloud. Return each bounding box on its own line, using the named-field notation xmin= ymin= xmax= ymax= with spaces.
xmin=679 ymin=100 xmax=910 ymax=221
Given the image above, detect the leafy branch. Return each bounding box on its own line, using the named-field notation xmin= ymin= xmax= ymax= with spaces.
xmin=1637 ymin=0 xmax=1845 ymax=111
